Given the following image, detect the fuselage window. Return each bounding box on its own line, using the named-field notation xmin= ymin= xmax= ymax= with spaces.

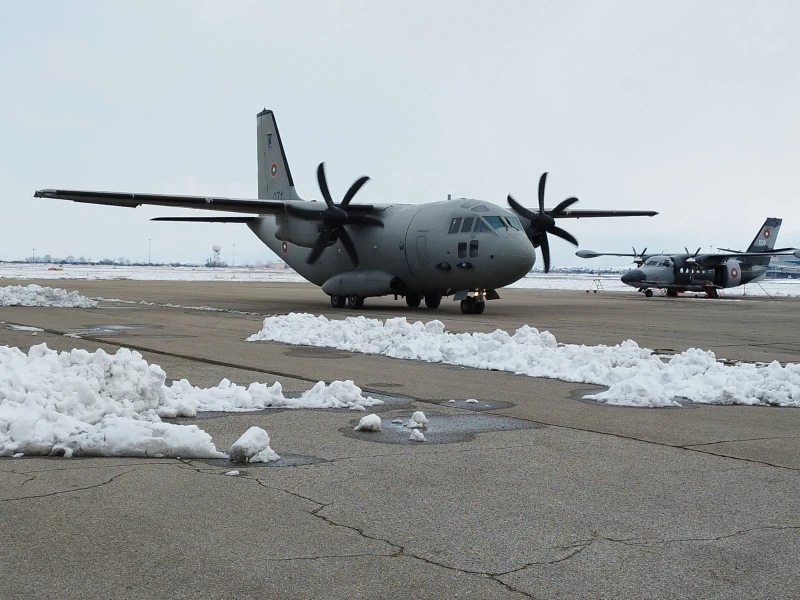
xmin=449 ymin=217 xmax=462 ymax=234
xmin=473 ymin=219 xmax=492 ymax=233
xmin=469 ymin=240 xmax=479 ymax=257
xmin=461 ymin=217 xmax=475 ymax=233
xmin=458 ymin=241 xmax=467 ymax=258
xmin=484 ymin=216 xmax=507 ymax=230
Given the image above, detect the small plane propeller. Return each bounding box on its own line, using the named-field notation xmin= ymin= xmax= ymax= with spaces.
xmin=507 ymin=172 xmax=579 ymax=273
xmin=684 ymin=246 xmax=702 ymax=264
xmin=632 ymin=246 xmax=648 ymax=265
xmin=286 ymin=162 xmax=383 ymax=267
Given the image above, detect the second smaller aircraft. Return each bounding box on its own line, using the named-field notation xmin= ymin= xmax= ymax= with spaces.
xmin=577 ymin=218 xmax=800 ymax=297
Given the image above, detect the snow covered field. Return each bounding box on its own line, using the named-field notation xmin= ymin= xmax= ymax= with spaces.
xmin=0 ymin=284 xmax=97 ymax=308
xmin=248 ymin=313 xmax=800 ymax=408
xmin=0 ymin=344 xmax=383 ymax=459
xmin=3 ymin=263 xmax=799 ymax=296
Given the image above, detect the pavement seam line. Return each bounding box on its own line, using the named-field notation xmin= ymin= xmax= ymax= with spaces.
xmin=0 ymin=467 xmax=136 ymax=502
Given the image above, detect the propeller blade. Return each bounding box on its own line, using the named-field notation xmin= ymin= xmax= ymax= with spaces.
xmin=340 ymin=176 xmax=370 ymax=208
xmin=507 ymin=195 xmax=536 ymax=221
xmin=550 ymin=196 xmax=579 ymax=216
xmin=346 ymin=214 xmax=385 ymax=227
xmin=540 ymin=233 xmax=551 ymax=273
xmin=550 ymin=226 xmax=578 ymax=246
xmin=694 ymin=247 xmax=701 ymax=257
xmin=316 ymin=163 xmax=335 ymax=209
xmin=286 ymin=204 xmax=325 ymax=220
xmin=338 ymin=228 xmax=359 ymax=267
xmin=306 ymin=228 xmax=332 ymax=264
xmin=684 ymin=246 xmax=690 ymax=255
xmin=538 ymin=172 xmax=548 ymax=214
xmin=641 ymin=247 xmax=647 ymax=257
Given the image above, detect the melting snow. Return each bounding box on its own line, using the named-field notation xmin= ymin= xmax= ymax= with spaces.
xmin=247 ymin=313 xmax=800 ymax=408
xmin=0 ymin=343 xmax=383 ymax=458
xmin=229 ymin=427 xmax=279 ymax=463
xmin=0 ymin=284 xmax=98 ymax=308
xmin=409 ymin=429 xmax=426 ymax=442
xmin=354 ymin=414 xmax=382 ymax=431
xmin=407 ymin=411 xmax=428 ymax=428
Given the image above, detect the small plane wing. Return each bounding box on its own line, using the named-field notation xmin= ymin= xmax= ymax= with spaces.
xmin=576 ymin=250 xmax=645 ymax=259
xmin=34 ymin=189 xmax=289 ymax=214
xmin=555 ymin=209 xmax=658 ymax=219
xmin=693 ymin=249 xmax=800 ymax=265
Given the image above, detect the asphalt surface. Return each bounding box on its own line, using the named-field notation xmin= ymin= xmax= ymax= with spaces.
xmin=1 ymin=279 xmax=798 ymax=599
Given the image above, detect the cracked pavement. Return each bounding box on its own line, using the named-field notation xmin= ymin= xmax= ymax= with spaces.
xmin=1 ymin=280 xmax=798 ymax=599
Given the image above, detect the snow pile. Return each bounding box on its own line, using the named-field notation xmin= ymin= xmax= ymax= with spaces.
xmin=0 ymin=343 xmax=383 ymax=458
xmin=247 ymin=313 xmax=800 ymax=408
xmin=407 ymin=410 xmax=428 ymax=428
xmin=229 ymin=427 xmax=279 ymax=463
xmin=0 ymin=284 xmax=97 ymax=308
xmin=409 ymin=429 xmax=426 ymax=442
xmin=354 ymin=414 xmax=382 ymax=431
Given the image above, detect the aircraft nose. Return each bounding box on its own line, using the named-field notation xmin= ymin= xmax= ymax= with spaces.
xmin=621 ymin=269 xmax=646 ymax=285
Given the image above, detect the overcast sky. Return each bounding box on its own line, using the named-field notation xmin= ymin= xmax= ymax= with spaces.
xmin=2 ymin=1 xmax=798 ymax=267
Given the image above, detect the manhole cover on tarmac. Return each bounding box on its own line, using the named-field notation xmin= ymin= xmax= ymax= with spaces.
xmin=342 ymin=412 xmax=539 ymax=445
xmin=439 ymin=398 xmax=515 ymax=411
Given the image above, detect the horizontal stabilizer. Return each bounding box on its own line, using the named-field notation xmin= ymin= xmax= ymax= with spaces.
xmin=151 ymin=216 xmax=258 ymax=223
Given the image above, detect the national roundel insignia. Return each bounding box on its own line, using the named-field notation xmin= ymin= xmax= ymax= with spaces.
xmin=271 ymin=162 xmax=278 ymax=177
xmin=763 ymin=228 xmax=771 ymax=239
xmin=731 ymin=267 xmax=739 ymax=278
xmin=281 ymin=241 xmax=288 ymax=254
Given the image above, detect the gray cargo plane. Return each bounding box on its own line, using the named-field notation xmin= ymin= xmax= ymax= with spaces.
xmin=35 ymin=109 xmax=657 ymax=314
xmin=577 ymin=218 xmax=800 ymax=297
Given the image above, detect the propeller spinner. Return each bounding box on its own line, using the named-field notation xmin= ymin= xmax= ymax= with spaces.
xmin=286 ymin=162 xmax=383 ymax=267
xmin=507 ymin=172 xmax=579 ymax=273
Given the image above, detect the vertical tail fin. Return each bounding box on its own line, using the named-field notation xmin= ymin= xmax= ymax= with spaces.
xmin=257 ymin=109 xmax=301 ymax=200
xmin=745 ymin=217 xmax=782 ymax=266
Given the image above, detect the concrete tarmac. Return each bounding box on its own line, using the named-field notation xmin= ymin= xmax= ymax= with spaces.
xmin=1 ymin=280 xmax=798 ymax=599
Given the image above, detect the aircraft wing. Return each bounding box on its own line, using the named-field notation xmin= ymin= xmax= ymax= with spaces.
xmin=555 ymin=209 xmax=658 ymax=218
xmin=694 ymin=249 xmax=800 ymax=266
xmin=34 ymin=189 xmax=290 ymax=215
xmin=576 ymin=250 xmax=649 ymax=259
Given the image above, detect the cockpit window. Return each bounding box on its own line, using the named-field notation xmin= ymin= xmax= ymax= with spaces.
xmin=483 ymin=216 xmax=507 ymax=230
xmin=645 ymin=257 xmax=660 ymax=266
xmin=461 ymin=217 xmax=475 ymax=233
xmin=473 ymin=219 xmax=492 ymax=233
xmin=505 ymin=216 xmax=522 ymax=230
xmin=448 ymin=217 xmax=462 ymax=234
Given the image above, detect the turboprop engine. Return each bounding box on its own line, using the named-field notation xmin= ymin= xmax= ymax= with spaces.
xmin=718 ymin=259 xmax=742 ymax=287
xmin=274 ymin=213 xmax=321 ymax=248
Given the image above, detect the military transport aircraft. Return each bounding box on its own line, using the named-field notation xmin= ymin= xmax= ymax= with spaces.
xmin=576 ymin=218 xmax=800 ymax=297
xmin=35 ymin=109 xmax=657 ymax=314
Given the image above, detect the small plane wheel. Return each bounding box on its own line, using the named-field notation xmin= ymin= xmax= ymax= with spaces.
xmin=406 ymin=294 xmax=422 ymax=308
xmin=460 ymin=298 xmax=475 ymax=314
xmin=347 ymin=294 xmax=364 ymax=309
xmin=330 ymin=294 xmax=346 ymax=309
xmin=424 ymin=294 xmax=441 ymax=309
xmin=473 ymin=299 xmax=486 ymax=315
xmin=645 ymin=289 xmax=654 ymax=298
xmin=666 ymin=289 xmax=678 ymax=298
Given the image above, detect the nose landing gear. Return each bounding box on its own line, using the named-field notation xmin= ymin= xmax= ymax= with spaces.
xmin=460 ymin=293 xmax=486 ymax=314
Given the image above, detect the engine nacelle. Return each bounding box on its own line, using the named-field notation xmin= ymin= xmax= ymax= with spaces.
xmin=719 ymin=259 xmax=742 ymax=288
xmin=274 ymin=213 xmax=322 ymax=248
xmin=322 ymin=270 xmax=402 ymax=297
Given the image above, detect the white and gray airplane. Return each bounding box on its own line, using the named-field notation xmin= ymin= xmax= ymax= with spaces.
xmin=577 ymin=218 xmax=800 ymax=297
xmin=35 ymin=109 xmax=657 ymax=314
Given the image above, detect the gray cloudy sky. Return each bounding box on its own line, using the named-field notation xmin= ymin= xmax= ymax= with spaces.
xmin=2 ymin=0 xmax=798 ymax=267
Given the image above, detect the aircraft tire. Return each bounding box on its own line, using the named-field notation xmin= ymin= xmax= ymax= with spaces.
xmin=330 ymin=294 xmax=346 ymax=309
xmin=645 ymin=289 xmax=654 ymax=298
xmin=473 ymin=300 xmax=486 ymax=315
xmin=424 ymin=294 xmax=441 ymax=309
xmin=460 ymin=298 xmax=475 ymax=314
xmin=347 ymin=295 xmax=365 ymax=309
xmin=406 ymin=294 xmax=422 ymax=308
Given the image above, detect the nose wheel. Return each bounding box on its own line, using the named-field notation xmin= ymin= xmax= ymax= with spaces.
xmin=460 ymin=296 xmax=486 ymax=314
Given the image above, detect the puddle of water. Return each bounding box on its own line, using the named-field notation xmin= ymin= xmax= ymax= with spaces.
xmin=343 ymin=412 xmax=539 ymax=445
xmin=67 ymin=324 xmax=161 ymax=336
xmin=195 ymin=454 xmax=325 ymax=468
xmin=439 ymin=398 xmax=515 ymax=411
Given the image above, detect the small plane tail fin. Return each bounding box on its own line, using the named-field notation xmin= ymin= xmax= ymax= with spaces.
xmin=744 ymin=217 xmax=782 ymax=266
xmin=257 ymin=109 xmax=301 ymax=201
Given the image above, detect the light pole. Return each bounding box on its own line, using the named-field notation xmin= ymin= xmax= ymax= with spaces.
xmin=148 ymin=239 xmax=151 ymax=265
xmin=233 ymin=244 xmax=236 ymax=267
xmin=32 ymin=248 xmax=35 ymax=263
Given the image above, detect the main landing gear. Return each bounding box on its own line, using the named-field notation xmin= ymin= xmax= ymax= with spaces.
xmin=406 ymin=293 xmax=442 ymax=309
xmin=329 ymin=294 xmax=364 ymax=309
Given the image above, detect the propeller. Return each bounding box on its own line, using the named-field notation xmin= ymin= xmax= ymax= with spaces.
xmin=507 ymin=172 xmax=579 ymax=273
xmin=632 ymin=246 xmax=648 ymax=265
xmin=286 ymin=162 xmax=383 ymax=267
xmin=684 ymin=246 xmax=702 ymax=264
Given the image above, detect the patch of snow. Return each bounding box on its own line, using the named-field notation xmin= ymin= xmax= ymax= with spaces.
xmin=407 ymin=411 xmax=428 ymax=429
xmin=12 ymin=452 xmax=23 ymax=458
xmin=8 ymin=324 xmax=44 ymax=332
xmin=465 ymin=398 xmax=479 ymax=404
xmin=247 ymin=313 xmax=800 ymax=408
xmin=409 ymin=429 xmax=426 ymax=442
xmin=229 ymin=427 xmax=279 ymax=463
xmin=354 ymin=414 xmax=382 ymax=432
xmin=447 ymin=399 xmax=455 ymax=403
xmin=0 ymin=284 xmax=98 ymax=308
xmin=224 ymin=470 xmax=240 ymax=476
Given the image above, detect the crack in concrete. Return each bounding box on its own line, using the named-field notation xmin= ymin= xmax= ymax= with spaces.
xmin=683 ymin=436 xmax=799 ymax=448
xmin=0 ymin=468 xmax=135 ymax=502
